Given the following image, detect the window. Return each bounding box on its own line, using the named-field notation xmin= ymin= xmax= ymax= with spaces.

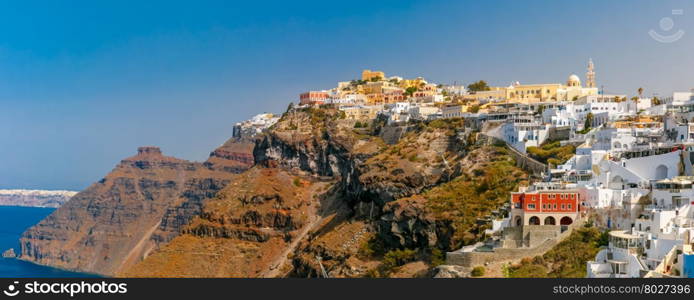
xmin=561 ymin=204 xmax=566 ymax=210
xmin=528 ymin=204 xmax=536 ymax=209
xmin=568 ymin=204 xmax=572 ymax=209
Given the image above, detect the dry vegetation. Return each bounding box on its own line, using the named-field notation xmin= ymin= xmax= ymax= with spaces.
xmin=526 ymin=140 xmax=576 ymax=166
xmin=424 ymin=145 xmax=529 ymax=247
xmin=507 ymin=225 xmax=608 ymax=278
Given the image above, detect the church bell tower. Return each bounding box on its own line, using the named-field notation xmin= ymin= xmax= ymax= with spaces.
xmin=586 ymin=58 xmax=596 ymax=88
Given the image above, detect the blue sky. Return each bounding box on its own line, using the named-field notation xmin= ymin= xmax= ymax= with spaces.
xmin=2 ymin=0 xmax=694 ymax=190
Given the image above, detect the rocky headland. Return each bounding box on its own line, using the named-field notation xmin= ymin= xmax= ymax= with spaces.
xmin=21 ymin=107 xmax=530 ymax=278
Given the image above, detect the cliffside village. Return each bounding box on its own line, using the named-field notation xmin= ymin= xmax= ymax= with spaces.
xmin=233 ymin=61 xmax=694 ymax=278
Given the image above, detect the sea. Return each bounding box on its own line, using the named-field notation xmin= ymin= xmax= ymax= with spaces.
xmin=0 ymin=206 xmax=93 ymax=277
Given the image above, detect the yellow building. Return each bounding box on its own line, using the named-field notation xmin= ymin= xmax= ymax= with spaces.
xmin=504 ymin=82 xmax=561 ymax=102
xmin=341 ymin=105 xmax=383 ymax=121
xmin=503 ymin=75 xmax=598 ymax=103
xmin=441 ymin=104 xmax=469 ymax=118
xmin=398 ymin=77 xmax=427 ymax=90
xmin=362 ymin=69 xmax=385 ymax=81
xmin=467 ymin=60 xmax=599 ymax=103
xmin=464 ymin=87 xmax=506 ymax=102
xmin=365 ymin=93 xmax=384 ymax=105
xmin=362 ymin=81 xmax=403 ymax=94
xmin=465 ymin=75 xmax=598 ymax=104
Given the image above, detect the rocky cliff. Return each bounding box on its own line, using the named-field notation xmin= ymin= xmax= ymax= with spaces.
xmin=253 ymin=109 xmax=470 ymax=215
xmin=288 ymin=141 xmax=526 ymax=278
xmin=23 ymin=106 xmax=528 ymax=278
xmin=120 ymin=167 xmax=334 ymax=277
xmin=151 ymin=138 xmax=256 ymax=244
xmin=122 ymin=108 xmax=519 ymax=278
xmin=20 ymin=141 xmax=253 ymax=276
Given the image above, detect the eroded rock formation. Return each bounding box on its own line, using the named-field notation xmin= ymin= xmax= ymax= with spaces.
xmin=20 ymin=141 xmax=253 ymax=276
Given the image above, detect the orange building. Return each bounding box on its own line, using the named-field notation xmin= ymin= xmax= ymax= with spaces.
xmin=299 ymin=91 xmax=329 ymax=105
xmin=510 ymin=189 xmax=583 ymax=227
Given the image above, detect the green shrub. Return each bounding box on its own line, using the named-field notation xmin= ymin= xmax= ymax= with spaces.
xmin=509 ymin=264 xmax=549 ymax=278
xmin=526 ymin=141 xmax=575 ymax=165
xmin=429 ymin=248 xmax=446 ymax=267
xmin=471 ymin=266 xmax=485 ymax=277
xmin=358 ymin=237 xmax=386 ymax=258
xmin=382 ymin=249 xmax=417 ymax=269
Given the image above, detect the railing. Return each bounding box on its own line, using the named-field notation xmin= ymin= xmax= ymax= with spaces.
xmin=644 ymin=205 xmax=675 ymax=211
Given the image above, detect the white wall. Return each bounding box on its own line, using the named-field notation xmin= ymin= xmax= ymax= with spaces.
xmin=622 ymin=151 xmax=680 ymax=181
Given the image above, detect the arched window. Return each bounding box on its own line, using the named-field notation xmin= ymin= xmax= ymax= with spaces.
xmin=544 ymin=216 xmax=556 ymax=225
xmin=655 ymin=165 xmax=668 ymax=180
xmin=560 ymin=217 xmax=573 ymax=225
xmin=528 ymin=216 xmax=540 ymax=225
xmin=610 ymin=175 xmax=625 ymax=189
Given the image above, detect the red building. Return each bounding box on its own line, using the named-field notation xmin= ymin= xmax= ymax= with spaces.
xmin=299 ymin=91 xmax=329 ymax=105
xmin=510 ymin=189 xmax=583 ymax=227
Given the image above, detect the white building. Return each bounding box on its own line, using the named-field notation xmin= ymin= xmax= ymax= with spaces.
xmin=587 ymin=230 xmax=649 ymax=278
xmin=492 ymin=121 xmax=550 ymax=153
xmin=409 ymin=105 xmax=441 ymax=120
xmin=326 ymin=93 xmax=367 ymax=105
xmin=232 ymin=113 xmax=280 ymax=139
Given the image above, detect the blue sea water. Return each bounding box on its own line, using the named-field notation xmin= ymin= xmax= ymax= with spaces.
xmin=0 ymin=206 xmax=92 ymax=277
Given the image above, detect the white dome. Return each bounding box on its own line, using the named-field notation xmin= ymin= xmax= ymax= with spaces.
xmin=568 ymin=74 xmax=581 ymax=83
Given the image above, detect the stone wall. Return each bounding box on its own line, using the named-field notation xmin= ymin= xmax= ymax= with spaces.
xmin=446 ymin=222 xmax=582 ymax=267
xmin=547 ymin=126 xmax=571 ymax=141
xmin=445 ymin=238 xmax=559 ymax=267
xmin=379 ymin=125 xmax=408 ymax=145
xmin=500 ymin=225 xmax=560 ymax=248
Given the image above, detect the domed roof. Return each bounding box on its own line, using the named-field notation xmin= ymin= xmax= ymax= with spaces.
xmin=568 ymin=74 xmax=581 ymax=83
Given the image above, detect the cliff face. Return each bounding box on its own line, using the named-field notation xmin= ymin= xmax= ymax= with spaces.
xmin=20 ymin=142 xmax=253 ymax=276
xmin=120 ymin=167 xmax=333 ymax=277
xmin=204 ymin=138 xmax=255 ymax=173
xmin=253 ymin=108 xmax=382 ymax=178
xmin=122 ymin=108 xmax=381 ymax=277
xmin=252 ymin=110 xmax=469 ymax=215
xmin=152 ymin=138 xmax=256 ymax=244
xmin=120 ymin=109 xmax=498 ymax=278
xmin=287 ymin=143 xmax=527 ymax=278
xmin=24 ymin=106 xmax=526 ymax=278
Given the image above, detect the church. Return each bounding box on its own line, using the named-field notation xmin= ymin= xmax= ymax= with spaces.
xmin=469 ymin=59 xmax=599 ymax=103
xmin=505 ymin=59 xmax=598 ymax=103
